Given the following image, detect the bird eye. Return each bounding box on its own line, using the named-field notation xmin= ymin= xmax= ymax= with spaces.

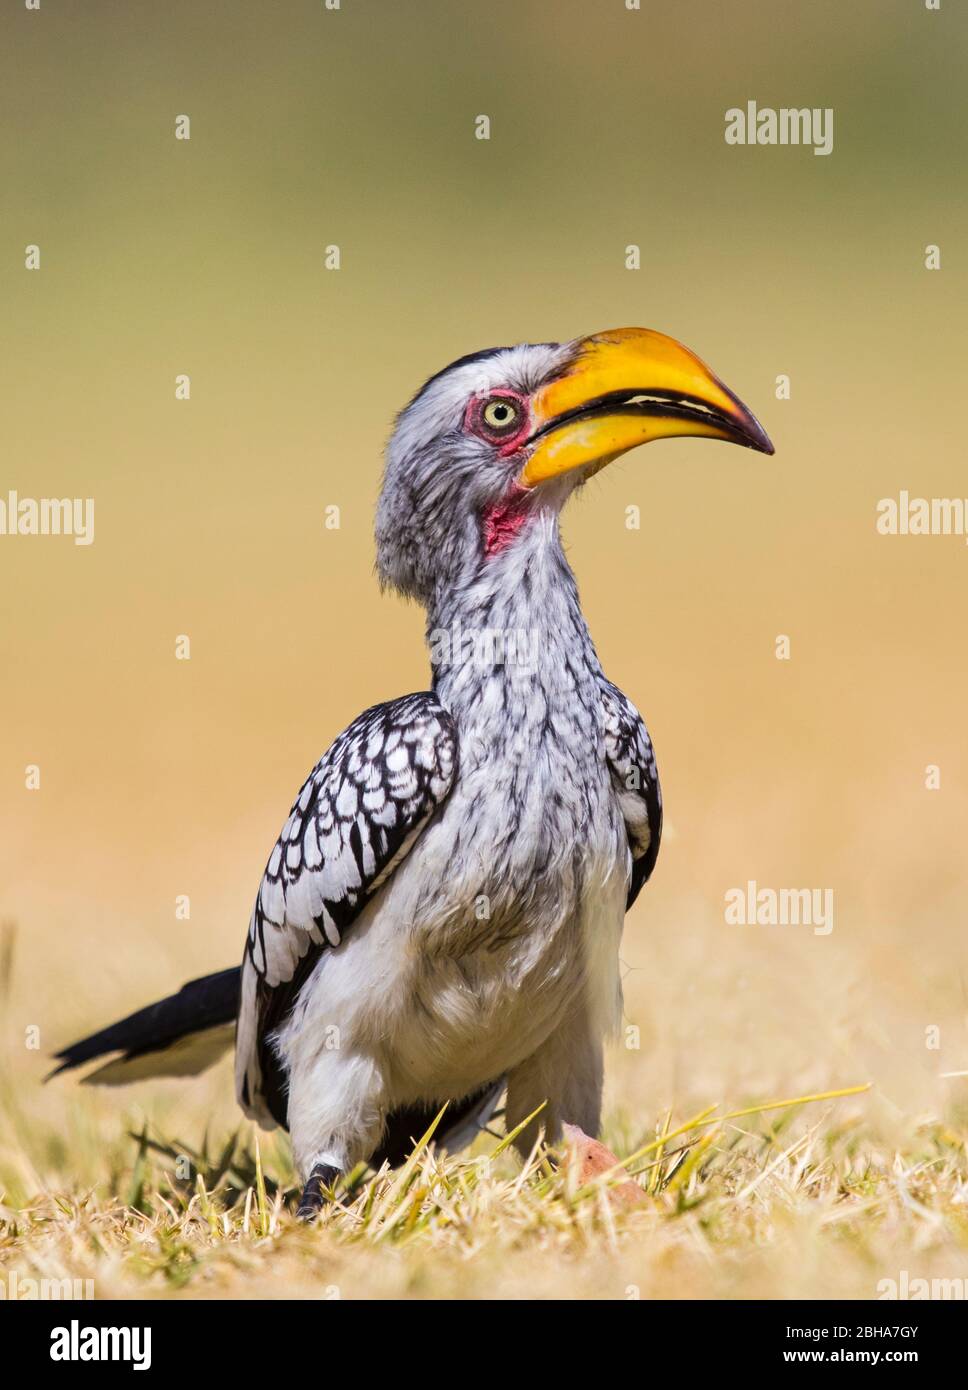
xmin=481 ymin=398 xmax=520 ymax=432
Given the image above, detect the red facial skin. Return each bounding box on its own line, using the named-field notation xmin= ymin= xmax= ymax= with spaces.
xmin=464 ymin=390 xmax=533 ymax=557
xmin=482 ymin=483 xmax=531 ymax=557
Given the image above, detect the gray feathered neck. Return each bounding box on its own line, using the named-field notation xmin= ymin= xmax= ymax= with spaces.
xmin=427 ymin=510 xmax=605 ymax=770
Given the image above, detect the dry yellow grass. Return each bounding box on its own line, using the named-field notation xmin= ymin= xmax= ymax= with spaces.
xmin=3 ymin=1055 xmax=967 ymax=1301
xmin=4 ymin=900 xmax=968 ymax=1301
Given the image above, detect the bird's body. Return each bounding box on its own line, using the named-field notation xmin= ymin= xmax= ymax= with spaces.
xmin=52 ymin=326 xmax=771 ymax=1212
xmin=239 ymin=507 xmax=646 ymax=1178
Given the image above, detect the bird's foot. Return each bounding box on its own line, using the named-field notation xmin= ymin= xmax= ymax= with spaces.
xmin=295 ymin=1162 xmax=342 ymax=1221
xmin=562 ymin=1124 xmax=647 ymax=1208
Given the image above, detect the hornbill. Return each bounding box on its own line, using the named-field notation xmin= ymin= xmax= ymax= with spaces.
xmin=52 ymin=327 xmax=773 ymax=1216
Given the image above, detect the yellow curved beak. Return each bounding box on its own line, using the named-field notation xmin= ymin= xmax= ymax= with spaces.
xmin=520 ymin=326 xmax=774 ymax=488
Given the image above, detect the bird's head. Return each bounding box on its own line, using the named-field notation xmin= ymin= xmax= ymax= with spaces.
xmin=376 ymin=326 xmax=773 ymax=605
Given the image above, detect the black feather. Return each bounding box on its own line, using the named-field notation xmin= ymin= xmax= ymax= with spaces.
xmin=47 ymin=967 xmax=240 ymax=1079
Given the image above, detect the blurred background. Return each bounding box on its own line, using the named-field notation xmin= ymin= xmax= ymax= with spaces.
xmin=1 ymin=0 xmax=967 ymax=1285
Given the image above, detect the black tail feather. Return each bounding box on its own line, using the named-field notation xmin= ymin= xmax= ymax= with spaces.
xmin=48 ymin=966 xmax=241 ymax=1079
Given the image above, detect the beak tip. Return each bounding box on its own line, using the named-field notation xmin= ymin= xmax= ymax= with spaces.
xmin=720 ymin=379 xmax=774 ymax=457
xmin=740 ymin=414 xmax=774 ymax=457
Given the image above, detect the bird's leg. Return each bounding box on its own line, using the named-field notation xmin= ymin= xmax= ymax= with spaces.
xmin=504 ymin=1008 xmax=604 ymax=1157
xmin=504 ymin=1006 xmax=645 ymax=1206
xmin=295 ymin=1162 xmax=342 ymax=1221
xmin=285 ymin=1048 xmax=387 ymax=1219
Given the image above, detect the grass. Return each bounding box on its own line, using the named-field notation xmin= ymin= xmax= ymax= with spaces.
xmin=5 ymin=914 xmax=968 ymax=1299
xmin=3 ymin=1071 xmax=968 ymax=1301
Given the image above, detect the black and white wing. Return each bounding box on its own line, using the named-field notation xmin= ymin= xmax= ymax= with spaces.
xmin=600 ymin=678 xmax=662 ymax=910
xmin=236 ymin=692 xmax=458 ymax=1128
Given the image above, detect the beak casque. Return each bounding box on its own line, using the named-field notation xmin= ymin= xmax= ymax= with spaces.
xmin=520 ymin=326 xmax=774 ymax=488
